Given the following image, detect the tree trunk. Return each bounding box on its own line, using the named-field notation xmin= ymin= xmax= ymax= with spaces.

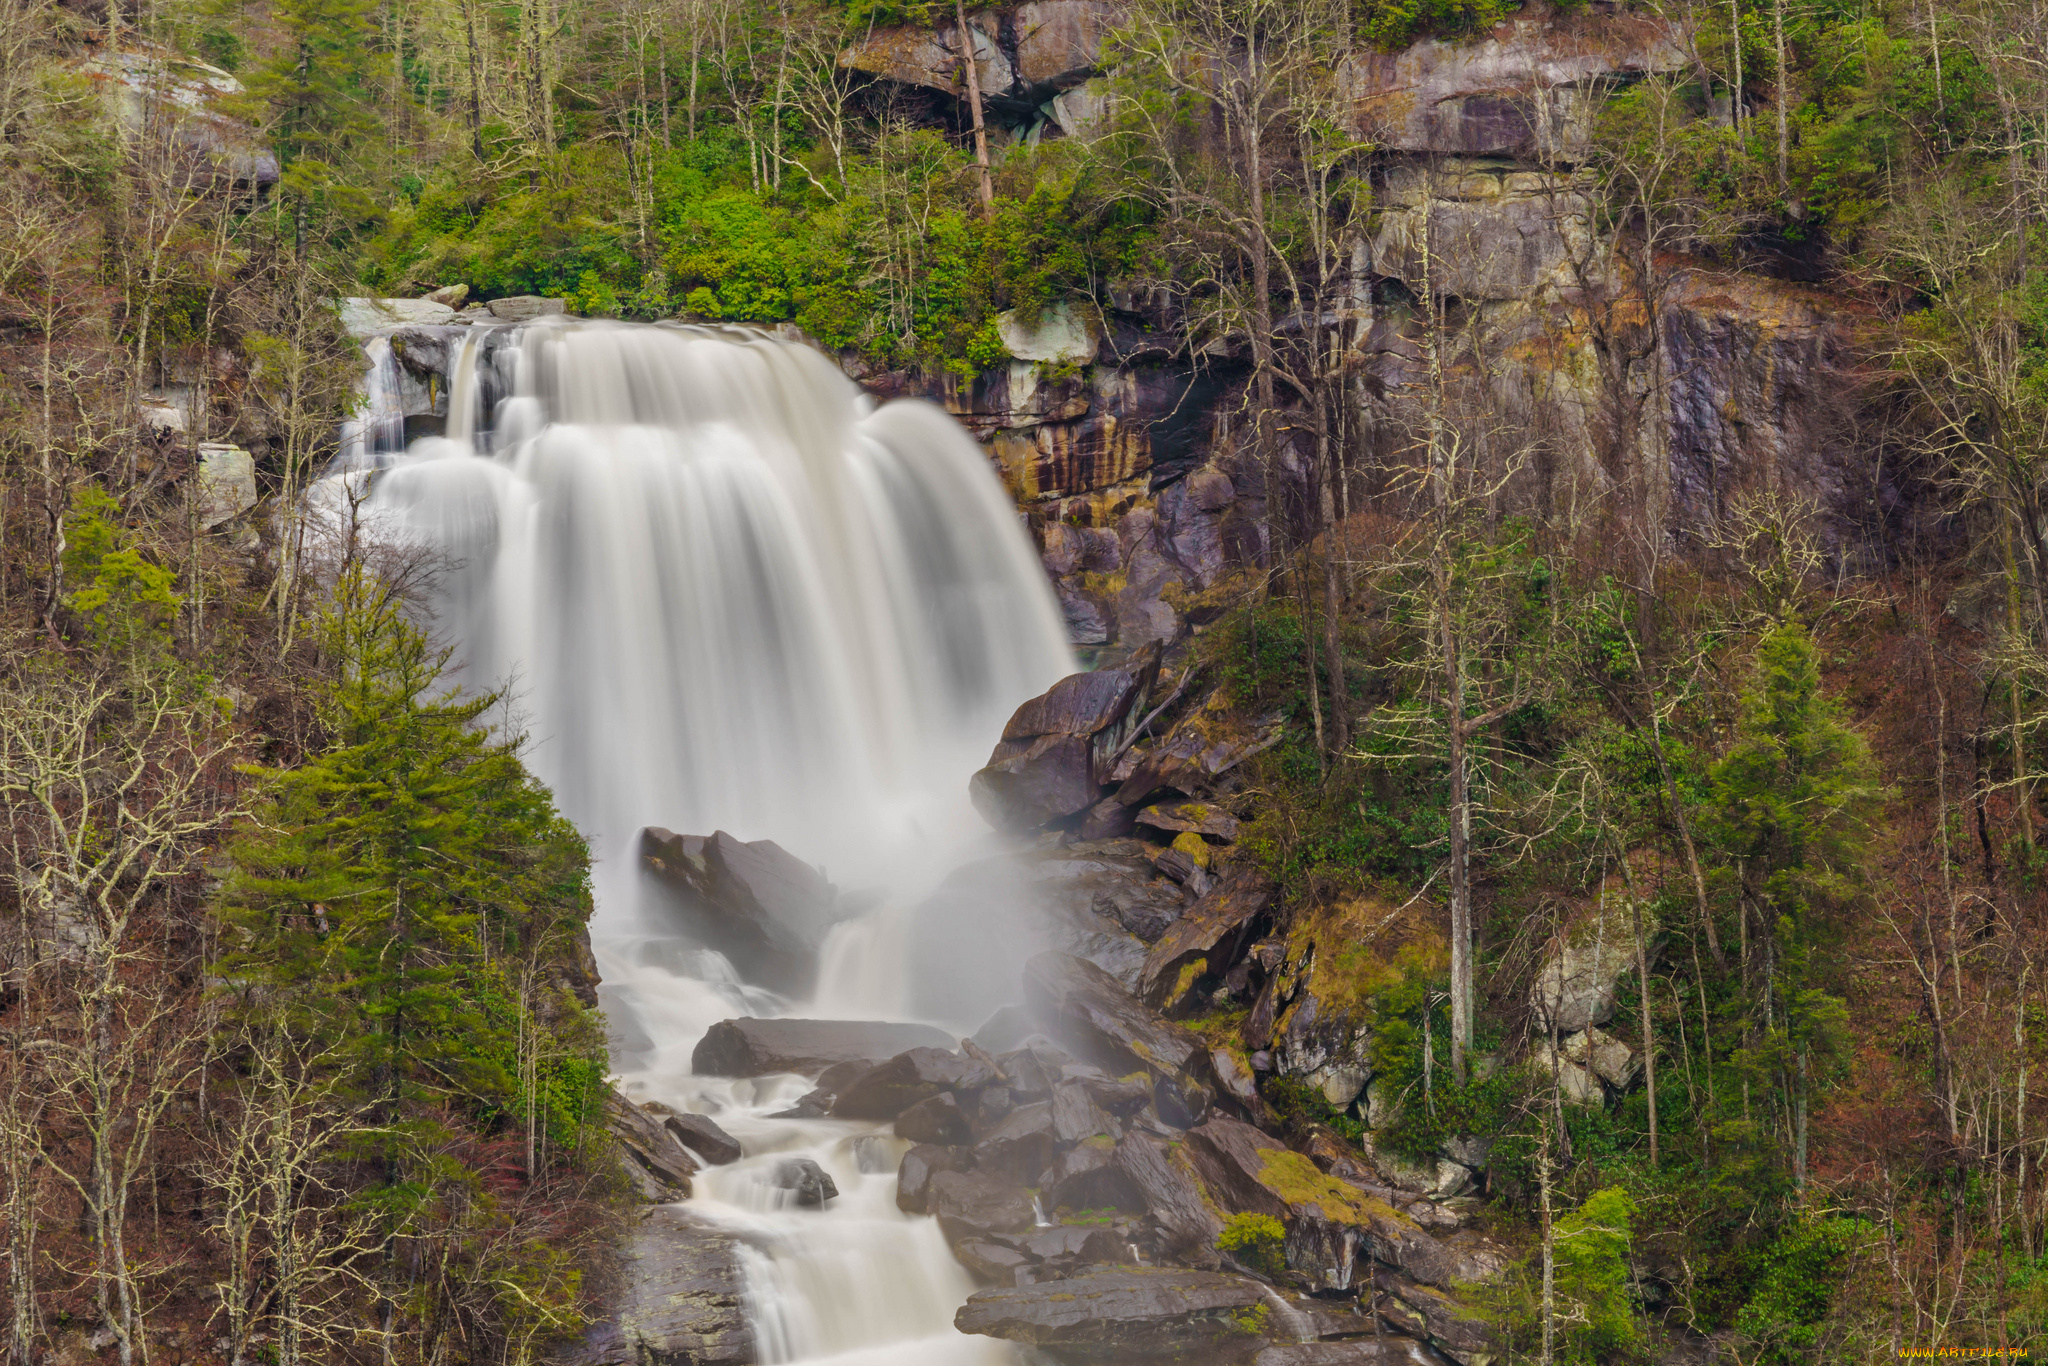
xmin=954 ymin=0 xmax=993 ymax=216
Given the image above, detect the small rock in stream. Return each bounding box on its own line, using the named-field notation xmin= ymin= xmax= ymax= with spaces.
xmin=771 ymin=1157 xmax=839 ymax=1207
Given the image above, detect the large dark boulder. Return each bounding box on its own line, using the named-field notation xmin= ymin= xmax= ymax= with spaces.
xmin=928 ymin=1169 xmax=1039 ymax=1245
xmin=1024 ymin=952 xmax=1214 ymax=1109
xmin=604 ymin=1088 xmax=698 ymax=1201
xmin=569 ymin=1207 xmax=751 ymax=1366
xmin=954 ymin=1268 xmax=1269 ymax=1364
xmin=690 ymin=1018 xmax=953 ymax=1077
xmin=1114 ymin=1131 xmax=1225 ymax=1258
xmin=641 ymin=829 xmax=845 ymax=992
xmin=654 ymin=1112 xmax=742 ymax=1166
xmin=896 ymin=1092 xmax=974 ymax=1145
xmin=897 ymin=1143 xmax=976 ymax=1214
xmin=831 ymin=1047 xmax=996 ymax=1119
xmin=970 ymin=650 xmax=1161 ymax=832
xmin=973 ymin=1101 xmax=1062 ymax=1186
xmin=1044 ymin=1139 xmax=1147 ymax=1214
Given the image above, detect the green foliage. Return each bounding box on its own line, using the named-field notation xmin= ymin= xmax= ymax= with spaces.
xmin=1734 ymin=1216 xmax=1874 ymax=1363
xmin=1352 ymin=0 xmax=1517 ymax=51
xmin=218 ymin=565 xmax=605 ymax=1190
xmin=1262 ymin=1074 xmax=1365 ymax=1145
xmin=1554 ymin=1187 xmax=1645 ymax=1361
xmin=61 ymin=487 xmax=182 ymax=651
xmin=1217 ymin=1212 xmax=1287 ymax=1278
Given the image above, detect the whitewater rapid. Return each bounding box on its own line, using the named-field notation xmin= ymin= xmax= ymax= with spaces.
xmin=325 ymin=317 xmax=1074 ymax=1364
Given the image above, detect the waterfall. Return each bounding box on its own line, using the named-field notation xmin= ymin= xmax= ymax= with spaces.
xmin=322 ymin=317 xmax=1073 ymax=1365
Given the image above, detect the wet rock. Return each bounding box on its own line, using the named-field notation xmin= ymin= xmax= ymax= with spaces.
xmin=1045 ymin=1139 xmax=1147 ymax=1213
xmin=971 ymin=733 xmax=1102 ymax=830
xmin=1211 ymin=1048 xmax=1262 ymax=1111
xmin=1373 ymin=1270 xmax=1502 ymax=1366
xmin=928 ymin=1169 xmax=1040 ymax=1244
xmin=832 ymin=1047 xmax=996 ymax=1119
xmin=975 ymin=1101 xmax=1062 ymax=1186
xmin=1139 ymin=869 xmax=1277 ymax=1012
xmin=339 ymin=297 xmax=457 ymax=333
xmin=642 ymin=829 xmax=846 ymax=993
xmin=570 ymin=1206 xmax=750 ymax=1366
xmin=1024 ymin=952 xmax=1214 ymax=1109
xmin=972 ymin=654 xmax=1162 ymax=832
xmin=954 ymin=1267 xmax=1269 ymax=1363
xmin=1137 ymin=800 xmax=1241 ymax=841
xmin=1113 ymin=1131 xmax=1225 ymax=1258
xmin=421 ymin=283 xmax=468 ymax=308
xmin=690 ymin=1018 xmax=953 ymax=1078
xmin=662 ymin=1113 xmax=743 ymax=1166
xmin=1529 ymin=899 xmax=1637 ymax=1032
xmin=770 ymin=1157 xmax=838 ymax=1207
xmin=1076 ymin=797 xmax=1138 ymax=841
xmin=896 ymin=1092 xmax=975 ymax=1146
xmin=956 ymin=1237 xmax=1037 ymax=1286
xmin=604 ymin=1089 xmax=697 ymax=1201
xmin=1052 ymin=1081 xmax=1118 ymax=1144
xmin=897 ymin=1144 xmax=975 ymax=1215
xmin=1115 ymin=699 xmax=1285 ymax=808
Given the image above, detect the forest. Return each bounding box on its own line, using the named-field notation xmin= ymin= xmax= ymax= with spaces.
xmin=0 ymin=0 xmax=2045 ymax=1359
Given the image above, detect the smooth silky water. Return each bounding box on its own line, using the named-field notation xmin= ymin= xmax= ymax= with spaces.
xmin=322 ymin=318 xmax=1074 ymax=1364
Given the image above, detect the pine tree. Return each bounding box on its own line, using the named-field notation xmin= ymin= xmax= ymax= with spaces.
xmin=1706 ymin=621 xmax=1877 ymax=1187
xmin=219 ymin=566 xmax=599 ymax=1189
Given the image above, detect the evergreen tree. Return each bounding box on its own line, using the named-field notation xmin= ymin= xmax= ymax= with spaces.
xmin=219 ymin=565 xmax=602 ymax=1193
xmin=1706 ymin=621 xmax=1877 ymax=1187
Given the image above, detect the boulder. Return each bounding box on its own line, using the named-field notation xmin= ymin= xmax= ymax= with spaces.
xmin=338 ymin=296 xmax=457 ymax=334
xmin=1557 ymin=1025 xmax=1640 ymax=1089
xmin=1138 ymin=869 xmax=1277 ymax=1011
xmin=897 ymin=1143 xmax=975 ymax=1214
xmin=956 ymin=1237 xmax=1037 ymax=1286
xmin=974 ymin=1101 xmax=1062 ymax=1186
xmin=662 ymin=1113 xmax=743 ymax=1166
xmin=770 ymin=1158 xmax=838 ymax=1207
xmin=196 ymin=444 xmax=257 ymax=529
xmin=1052 ymin=1080 xmax=1118 ymax=1144
xmin=998 ymin=300 xmax=1101 ymax=365
xmin=1113 ymin=1131 xmax=1225 ymax=1257
xmin=1045 ymin=1138 xmax=1147 ymax=1213
xmin=970 ymin=733 xmax=1102 ymax=830
xmin=954 ymin=1268 xmax=1269 ymax=1364
xmin=928 ymin=1169 xmax=1039 ymax=1244
xmin=421 ymin=283 xmax=469 ymax=308
xmin=1530 ymin=899 xmax=1637 ymax=1032
xmin=1024 ymin=951 xmax=1214 ymax=1107
xmin=1137 ymin=800 xmax=1241 ymax=841
xmin=643 ymin=829 xmax=845 ymax=993
xmin=1373 ymin=1270 xmax=1502 ymax=1366
xmin=604 ymin=1089 xmax=697 ymax=1201
xmin=1528 ymin=1041 xmax=1605 ymax=1106
xmin=971 ymin=651 xmax=1162 ymax=832
xmin=832 ymin=1047 xmax=996 ymax=1119
xmin=896 ymin=1092 xmax=974 ymax=1145
xmin=1116 ymin=700 xmax=1286 ymax=807
xmin=974 ymin=1004 xmax=1038 ymax=1052
xmin=689 ymin=1018 xmax=953 ymax=1077
xmin=486 ymin=294 xmax=567 ymax=320
xmin=568 ymin=1206 xmax=750 ymax=1366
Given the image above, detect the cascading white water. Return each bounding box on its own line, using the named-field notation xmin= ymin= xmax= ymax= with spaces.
xmin=325 ymin=317 xmax=1073 ymax=1365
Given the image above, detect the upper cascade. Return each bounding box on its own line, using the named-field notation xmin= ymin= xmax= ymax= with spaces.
xmin=321 ymin=319 xmax=1074 ymax=915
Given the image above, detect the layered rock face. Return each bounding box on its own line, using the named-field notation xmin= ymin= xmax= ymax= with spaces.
xmin=842 ymin=1 xmax=1887 ymax=657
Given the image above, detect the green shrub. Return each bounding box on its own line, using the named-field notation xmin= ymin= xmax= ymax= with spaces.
xmin=1218 ymin=1212 xmax=1287 ymax=1279
xmin=1735 ymin=1216 xmax=1874 ymax=1364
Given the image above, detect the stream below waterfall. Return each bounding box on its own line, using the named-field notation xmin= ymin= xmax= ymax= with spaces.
xmin=325 ymin=316 xmax=1074 ymax=1362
